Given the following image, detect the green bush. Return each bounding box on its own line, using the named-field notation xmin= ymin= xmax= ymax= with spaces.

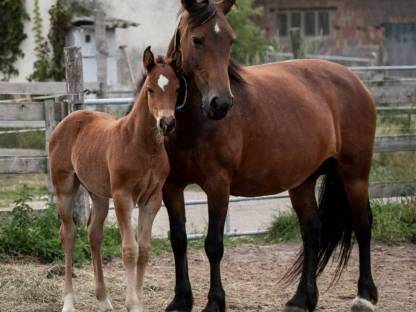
xmin=371 ymin=199 xmax=416 ymax=243
xmin=266 ymin=211 xmax=300 ymax=242
xmin=266 ymin=198 xmax=416 ymax=244
xmin=0 ymin=185 xmax=121 ymax=263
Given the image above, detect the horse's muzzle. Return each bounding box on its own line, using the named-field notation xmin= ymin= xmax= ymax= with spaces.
xmin=159 ymin=116 xmax=176 ymax=136
xmin=207 ymin=95 xmax=234 ymax=120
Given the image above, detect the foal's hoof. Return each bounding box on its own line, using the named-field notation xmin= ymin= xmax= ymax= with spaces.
xmin=283 ymin=305 xmax=307 ymax=312
xmin=98 ymin=297 xmax=114 ymax=311
xmin=351 ymin=297 xmax=375 ymax=312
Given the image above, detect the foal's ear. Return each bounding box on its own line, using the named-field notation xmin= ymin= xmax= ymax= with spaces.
xmin=169 ymin=50 xmax=182 ymax=72
xmin=217 ymin=0 xmax=236 ymax=15
xmin=142 ymin=46 xmax=155 ymax=73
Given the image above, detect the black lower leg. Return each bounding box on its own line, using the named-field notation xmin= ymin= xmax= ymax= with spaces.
xmin=286 ymin=218 xmax=320 ymax=311
xmin=203 ymin=227 xmax=226 ymax=312
xmin=354 ymin=203 xmax=378 ymax=304
xmin=164 ymin=184 xmax=193 ymax=311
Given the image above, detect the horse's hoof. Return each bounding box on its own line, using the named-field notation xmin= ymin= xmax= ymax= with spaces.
xmin=202 ymin=301 xmax=225 ymax=312
xmin=165 ymin=295 xmax=193 ymax=312
xmin=351 ymin=297 xmax=375 ymax=312
xmin=98 ymin=297 xmax=114 ymax=311
xmin=283 ymin=305 xmax=307 ymax=312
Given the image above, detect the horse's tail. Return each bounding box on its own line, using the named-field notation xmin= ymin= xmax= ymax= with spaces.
xmin=283 ymin=163 xmax=353 ymax=285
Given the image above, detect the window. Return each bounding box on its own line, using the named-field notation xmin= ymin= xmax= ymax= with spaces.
xmin=85 ymin=34 xmax=91 ymax=43
xmin=304 ymin=11 xmax=316 ymax=36
xmin=277 ymin=9 xmax=331 ymax=37
xmin=291 ymin=12 xmax=301 ymax=28
xmin=318 ymin=11 xmax=330 ymax=35
xmin=278 ymin=13 xmax=288 ymax=36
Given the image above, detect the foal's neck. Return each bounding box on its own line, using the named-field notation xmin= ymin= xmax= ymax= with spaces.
xmin=125 ymin=88 xmax=163 ymax=152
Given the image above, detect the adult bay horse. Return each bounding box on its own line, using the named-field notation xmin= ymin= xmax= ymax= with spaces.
xmin=49 ymin=48 xmax=182 ymax=312
xmin=162 ymin=1 xmax=378 ymax=312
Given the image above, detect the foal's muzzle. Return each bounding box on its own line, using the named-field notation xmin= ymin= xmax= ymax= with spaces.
xmin=159 ymin=116 xmax=176 ymax=136
xmin=208 ymin=95 xmax=234 ymax=120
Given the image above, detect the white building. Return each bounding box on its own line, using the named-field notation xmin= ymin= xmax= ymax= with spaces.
xmin=12 ymin=0 xmax=180 ymax=86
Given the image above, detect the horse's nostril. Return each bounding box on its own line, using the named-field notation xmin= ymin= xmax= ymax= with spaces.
xmin=210 ymin=97 xmax=220 ymax=110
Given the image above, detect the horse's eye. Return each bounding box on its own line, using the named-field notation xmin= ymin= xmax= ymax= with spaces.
xmin=191 ymin=36 xmax=204 ymax=46
xmin=147 ymin=87 xmax=154 ymax=94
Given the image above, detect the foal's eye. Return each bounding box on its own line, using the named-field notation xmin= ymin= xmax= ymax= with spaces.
xmin=147 ymin=87 xmax=154 ymax=95
xmin=191 ymin=36 xmax=204 ymax=46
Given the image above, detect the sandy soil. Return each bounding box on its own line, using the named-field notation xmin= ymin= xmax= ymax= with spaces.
xmin=0 ymin=243 xmax=415 ymax=312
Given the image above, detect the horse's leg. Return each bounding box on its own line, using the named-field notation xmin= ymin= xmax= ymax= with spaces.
xmin=341 ymin=177 xmax=378 ymax=312
xmin=285 ymin=177 xmax=320 ymax=312
xmin=136 ymin=194 xmax=162 ymax=309
xmin=202 ymin=178 xmax=230 ymax=312
xmin=163 ymin=181 xmax=193 ymax=312
xmin=113 ymin=191 xmax=140 ymax=312
xmin=88 ymin=194 xmax=113 ymax=311
xmin=55 ymin=173 xmax=79 ymax=312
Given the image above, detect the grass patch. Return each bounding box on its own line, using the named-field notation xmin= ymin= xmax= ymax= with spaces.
xmin=266 ymin=198 xmax=416 ymax=244
xmin=0 ymin=129 xmax=45 ymax=149
xmin=371 ymin=198 xmax=416 ymax=243
xmin=0 ymin=174 xmax=48 ymax=207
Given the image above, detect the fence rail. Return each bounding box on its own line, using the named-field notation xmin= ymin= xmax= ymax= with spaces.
xmin=1 ymin=65 xmax=416 ymax=234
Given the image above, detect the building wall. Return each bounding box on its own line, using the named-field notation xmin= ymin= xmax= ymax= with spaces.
xmin=255 ymin=0 xmax=416 ymax=59
xmin=12 ymin=0 xmax=55 ymax=82
xmin=12 ymin=0 xmax=180 ymax=84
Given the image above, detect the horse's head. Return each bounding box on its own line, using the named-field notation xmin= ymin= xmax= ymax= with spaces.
xmin=143 ymin=47 xmax=182 ymax=136
xmin=173 ymin=0 xmax=236 ymax=120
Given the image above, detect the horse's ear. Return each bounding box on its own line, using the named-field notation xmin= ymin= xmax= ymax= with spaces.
xmin=181 ymin=0 xmax=196 ymax=11
xmin=142 ymin=46 xmax=155 ymax=73
xmin=217 ymin=0 xmax=236 ymax=15
xmin=169 ymin=50 xmax=182 ymax=71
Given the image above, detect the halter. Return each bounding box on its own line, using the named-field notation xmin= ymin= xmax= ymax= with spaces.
xmin=176 ymin=73 xmax=188 ymax=113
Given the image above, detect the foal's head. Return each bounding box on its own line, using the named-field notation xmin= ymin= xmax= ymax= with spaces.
xmin=175 ymin=0 xmax=236 ymax=120
xmin=142 ymin=47 xmax=181 ymax=136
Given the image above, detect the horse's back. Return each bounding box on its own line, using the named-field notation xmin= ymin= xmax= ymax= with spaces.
xmin=229 ymin=59 xmax=376 ymax=195
xmin=49 ymin=110 xmax=117 ymax=196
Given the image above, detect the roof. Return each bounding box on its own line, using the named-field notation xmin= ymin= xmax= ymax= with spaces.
xmin=72 ymin=16 xmax=139 ymax=29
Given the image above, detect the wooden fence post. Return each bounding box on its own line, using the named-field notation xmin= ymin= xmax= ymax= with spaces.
xmin=44 ymin=98 xmax=57 ymax=203
xmin=64 ymin=46 xmax=90 ymax=225
xmin=290 ymin=28 xmax=303 ymax=59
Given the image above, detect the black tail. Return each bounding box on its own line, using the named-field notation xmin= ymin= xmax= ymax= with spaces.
xmin=283 ymin=164 xmax=353 ymax=285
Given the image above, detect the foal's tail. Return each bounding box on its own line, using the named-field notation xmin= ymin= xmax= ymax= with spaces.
xmin=284 ymin=163 xmax=353 ymax=285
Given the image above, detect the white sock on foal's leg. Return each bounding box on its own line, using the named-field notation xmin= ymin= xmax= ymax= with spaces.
xmin=98 ymin=297 xmax=114 ymax=311
xmin=62 ymin=293 xmax=75 ymax=312
xmin=351 ymin=296 xmax=375 ymax=312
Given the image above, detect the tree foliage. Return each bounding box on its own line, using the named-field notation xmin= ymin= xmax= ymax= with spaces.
xmin=29 ymin=0 xmax=92 ymax=81
xmin=0 ymin=0 xmax=29 ymax=80
xmin=28 ymin=0 xmax=52 ymax=81
xmin=227 ymin=0 xmax=270 ymax=65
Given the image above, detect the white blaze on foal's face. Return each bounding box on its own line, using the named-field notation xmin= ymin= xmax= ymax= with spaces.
xmin=157 ymin=74 xmax=169 ymax=92
xmin=214 ymin=22 xmax=221 ymax=34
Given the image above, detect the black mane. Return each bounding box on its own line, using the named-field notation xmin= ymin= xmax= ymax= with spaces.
xmin=179 ymin=1 xmax=217 ymax=28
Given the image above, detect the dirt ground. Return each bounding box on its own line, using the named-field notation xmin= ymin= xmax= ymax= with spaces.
xmin=0 ymin=243 xmax=415 ymax=312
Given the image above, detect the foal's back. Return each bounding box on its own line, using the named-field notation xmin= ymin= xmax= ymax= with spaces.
xmin=49 ymin=110 xmax=121 ymax=197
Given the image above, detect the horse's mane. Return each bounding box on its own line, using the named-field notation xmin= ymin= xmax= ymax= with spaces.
xmin=178 ymin=1 xmax=217 ymax=28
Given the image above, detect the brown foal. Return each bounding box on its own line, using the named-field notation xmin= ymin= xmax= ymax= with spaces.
xmin=49 ymin=47 xmax=181 ymax=312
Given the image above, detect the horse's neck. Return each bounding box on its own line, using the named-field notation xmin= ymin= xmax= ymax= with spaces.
xmin=125 ymin=90 xmax=163 ymax=152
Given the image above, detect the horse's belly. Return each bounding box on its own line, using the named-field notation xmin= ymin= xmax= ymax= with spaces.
xmin=72 ymin=143 xmax=112 ymax=198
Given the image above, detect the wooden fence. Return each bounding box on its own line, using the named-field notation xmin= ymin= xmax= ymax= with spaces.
xmin=1 ymin=64 xmax=416 ymax=215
